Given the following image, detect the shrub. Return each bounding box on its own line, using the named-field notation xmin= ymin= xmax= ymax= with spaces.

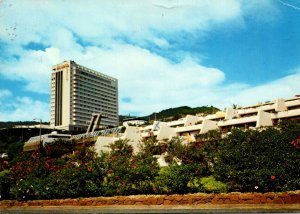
xmin=0 ymin=159 xmax=9 ymax=172
xmin=214 ymin=121 xmax=300 ymax=192
xmin=43 ymin=139 xmax=75 ymax=158
xmin=155 ymin=164 xmax=196 ymax=194
xmin=0 ymin=170 xmax=12 ymax=200
xmin=9 ymin=139 xmax=103 ymax=200
xmin=101 ymin=140 xmax=159 ymax=196
xmin=198 ymin=176 xmax=228 ymax=193
xmin=163 ymin=137 xmax=185 ymax=164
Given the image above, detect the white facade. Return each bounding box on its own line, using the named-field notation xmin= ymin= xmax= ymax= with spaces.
xmin=122 ymin=119 xmax=147 ymax=127
xmin=118 ymin=95 xmax=300 ymax=146
xmin=50 ymin=60 xmax=118 ymax=131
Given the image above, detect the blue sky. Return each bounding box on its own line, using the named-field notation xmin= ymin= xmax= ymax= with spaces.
xmin=0 ymin=0 xmax=300 ymax=121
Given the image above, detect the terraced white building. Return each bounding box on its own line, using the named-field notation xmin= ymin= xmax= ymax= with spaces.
xmin=92 ymin=95 xmax=300 ymax=154
xmin=50 ymin=60 xmax=118 ymax=131
xmin=25 ymin=94 xmax=300 ymax=155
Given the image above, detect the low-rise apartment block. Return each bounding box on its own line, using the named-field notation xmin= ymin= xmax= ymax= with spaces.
xmin=91 ymin=95 xmax=300 ymax=154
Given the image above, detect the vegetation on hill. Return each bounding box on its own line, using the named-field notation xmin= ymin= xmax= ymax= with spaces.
xmin=0 ymin=120 xmax=299 ymax=200
xmin=0 ymin=121 xmax=49 ymax=129
xmin=119 ymin=105 xmax=219 ymax=124
xmin=0 ymin=127 xmax=52 ymax=159
xmin=148 ymin=106 xmax=219 ymax=121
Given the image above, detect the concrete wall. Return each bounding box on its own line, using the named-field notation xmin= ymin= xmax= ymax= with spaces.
xmin=157 ymin=125 xmax=176 ymax=141
xmin=200 ymin=119 xmax=218 ymax=134
xmin=256 ymin=110 xmax=273 ymax=128
xmin=122 ymin=126 xmax=142 ymax=153
xmin=94 ymin=136 xmax=116 ymax=154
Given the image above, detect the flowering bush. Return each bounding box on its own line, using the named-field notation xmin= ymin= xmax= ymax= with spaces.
xmin=8 ymin=139 xmax=103 ymax=200
xmin=101 ymin=140 xmax=159 ymax=196
xmin=214 ymin=120 xmax=300 ymax=192
xmin=0 ymin=159 xmax=9 ymax=172
xmin=2 ymin=120 xmax=300 ymax=200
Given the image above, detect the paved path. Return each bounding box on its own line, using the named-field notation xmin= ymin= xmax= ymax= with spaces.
xmin=1 ymin=204 xmax=300 ymax=214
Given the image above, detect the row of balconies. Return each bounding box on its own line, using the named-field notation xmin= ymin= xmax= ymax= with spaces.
xmin=73 ymin=86 xmax=117 ymax=101
xmin=73 ymin=85 xmax=117 ymax=101
xmin=235 ymin=99 xmax=300 ymax=116
xmin=72 ymin=106 xmax=117 ymax=117
xmin=74 ymin=65 xmax=117 ymax=82
xmin=72 ymin=95 xmax=117 ymax=108
xmin=73 ymin=75 xmax=116 ymax=90
xmin=72 ymin=96 xmax=117 ymax=107
xmin=136 ymin=100 xmax=300 ymax=142
xmin=73 ymin=78 xmax=116 ymax=94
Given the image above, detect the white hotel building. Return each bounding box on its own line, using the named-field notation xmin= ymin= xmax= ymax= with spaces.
xmin=50 ymin=60 xmax=118 ymax=131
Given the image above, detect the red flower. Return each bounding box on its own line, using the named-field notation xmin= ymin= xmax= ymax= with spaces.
xmin=271 ymin=175 xmax=276 ymax=180
xmin=87 ymin=167 xmax=93 ymax=172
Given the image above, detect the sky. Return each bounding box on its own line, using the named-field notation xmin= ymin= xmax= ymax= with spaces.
xmin=0 ymin=0 xmax=300 ymax=122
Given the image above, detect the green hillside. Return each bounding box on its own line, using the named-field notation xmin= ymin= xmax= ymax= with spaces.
xmin=0 ymin=126 xmax=52 ymax=159
xmin=0 ymin=121 xmax=49 ymax=129
xmin=119 ymin=105 xmax=220 ymax=123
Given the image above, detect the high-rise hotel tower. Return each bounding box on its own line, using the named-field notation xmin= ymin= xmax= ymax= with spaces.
xmin=50 ymin=60 xmax=118 ymax=131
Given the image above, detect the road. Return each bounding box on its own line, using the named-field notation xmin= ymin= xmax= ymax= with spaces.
xmin=1 ymin=204 xmax=300 ymax=214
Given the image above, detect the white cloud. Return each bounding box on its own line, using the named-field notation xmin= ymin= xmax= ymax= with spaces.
xmin=0 ymin=96 xmax=49 ymax=122
xmin=0 ymin=47 xmax=63 ymax=93
xmin=0 ymin=0 xmax=278 ymax=86
xmin=221 ymin=69 xmax=300 ymax=108
xmin=0 ymin=0 xmax=277 ymax=46
xmin=0 ymin=0 xmax=298 ymax=121
xmin=0 ymin=89 xmax=12 ymax=98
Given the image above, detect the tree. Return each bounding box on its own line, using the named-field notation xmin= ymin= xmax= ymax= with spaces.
xmin=214 ymin=121 xmax=300 ymax=192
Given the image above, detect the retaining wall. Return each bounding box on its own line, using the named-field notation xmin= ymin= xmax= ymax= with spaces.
xmin=1 ymin=191 xmax=300 ymax=207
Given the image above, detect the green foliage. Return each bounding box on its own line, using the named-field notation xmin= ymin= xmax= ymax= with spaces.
xmin=163 ymin=137 xmax=185 ymax=164
xmin=163 ymin=132 xmax=222 ymax=176
xmin=197 ymin=176 xmax=228 ymax=193
xmin=0 ymin=159 xmax=9 ymax=172
xmin=155 ymin=132 xmax=224 ymax=194
xmin=188 ymin=175 xmax=227 ymax=193
xmin=8 ymin=139 xmax=103 ymax=200
xmin=0 ymin=121 xmax=49 ymax=129
xmin=7 ymin=140 xmax=24 ymax=160
xmin=0 ymin=126 xmax=51 ymax=155
xmin=2 ymin=120 xmax=300 ymax=199
xmin=43 ymin=139 xmax=75 ymax=158
xmin=120 ymin=106 xmax=219 ymax=124
xmin=148 ymin=106 xmax=219 ymax=121
xmin=155 ymin=164 xmax=196 ymax=194
xmin=0 ymin=170 xmax=12 ymax=200
xmin=101 ymin=140 xmax=159 ymax=196
xmin=101 ymin=140 xmax=133 ymax=196
xmin=214 ymin=121 xmax=300 ymax=192
xmin=140 ymin=137 xmax=162 ymax=155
